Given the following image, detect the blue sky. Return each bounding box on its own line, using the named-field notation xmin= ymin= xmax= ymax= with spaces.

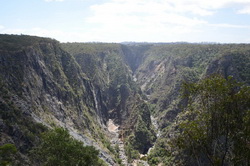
xmin=1 ymin=0 xmax=250 ymax=43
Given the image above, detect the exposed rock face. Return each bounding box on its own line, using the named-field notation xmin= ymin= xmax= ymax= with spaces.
xmin=107 ymin=119 xmax=128 ymax=165
xmin=62 ymin=43 xmax=157 ymax=155
xmin=129 ymin=44 xmax=250 ymax=128
xmin=0 ymin=40 xmax=105 ymax=128
xmin=0 ymin=36 xmax=114 ymax=164
xmin=0 ymin=35 xmax=156 ymax=165
xmin=1 ymin=35 xmax=250 ymax=165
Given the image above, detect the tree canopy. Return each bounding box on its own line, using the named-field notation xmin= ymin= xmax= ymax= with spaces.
xmin=32 ymin=127 xmax=105 ymax=166
xmin=0 ymin=143 xmax=17 ymax=166
xmin=174 ymin=75 xmax=250 ymax=165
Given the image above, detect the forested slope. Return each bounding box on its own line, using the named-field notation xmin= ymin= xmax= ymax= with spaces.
xmin=0 ymin=34 xmax=249 ymax=165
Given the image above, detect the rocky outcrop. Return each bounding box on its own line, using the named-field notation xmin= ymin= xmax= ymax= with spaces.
xmin=1 ymin=35 xmax=250 ymax=165
xmin=0 ymin=35 xmax=156 ymax=165
xmin=62 ymin=43 xmax=156 ymax=138
xmin=0 ymin=36 xmax=114 ymax=164
xmin=131 ymin=44 xmax=250 ymax=128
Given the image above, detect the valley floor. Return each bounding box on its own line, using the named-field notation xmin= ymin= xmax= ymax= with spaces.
xmin=107 ymin=118 xmax=159 ymax=166
xmin=107 ymin=119 xmax=128 ymax=165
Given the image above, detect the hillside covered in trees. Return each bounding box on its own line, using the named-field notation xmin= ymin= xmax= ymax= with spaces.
xmin=0 ymin=34 xmax=249 ymax=165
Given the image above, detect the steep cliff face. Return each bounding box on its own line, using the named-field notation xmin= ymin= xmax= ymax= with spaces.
xmin=131 ymin=44 xmax=250 ymax=127
xmin=62 ymin=43 xmax=134 ymax=124
xmin=206 ymin=49 xmax=250 ymax=84
xmin=129 ymin=43 xmax=250 ymax=166
xmin=0 ymin=37 xmax=106 ymax=130
xmin=62 ymin=43 xmax=156 ymax=155
xmin=1 ymin=35 xmax=250 ymax=165
xmin=120 ymin=44 xmax=152 ymax=73
xmin=0 ymin=35 xmax=115 ymax=165
xmin=0 ymin=35 xmax=156 ymax=165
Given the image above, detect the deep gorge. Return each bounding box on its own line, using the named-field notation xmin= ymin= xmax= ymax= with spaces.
xmin=0 ymin=35 xmax=250 ymax=166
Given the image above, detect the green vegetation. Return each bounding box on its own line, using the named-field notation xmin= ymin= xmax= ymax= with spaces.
xmin=130 ymin=114 xmax=155 ymax=154
xmin=61 ymin=43 xmax=137 ymax=90
xmin=1 ymin=35 xmax=250 ymax=165
xmin=0 ymin=34 xmax=58 ymax=51
xmin=137 ymin=44 xmax=250 ymax=117
xmin=122 ymin=98 xmax=156 ymax=158
xmin=125 ymin=142 xmax=139 ymax=163
xmin=0 ymin=82 xmax=47 ymax=163
xmin=62 ymin=42 xmax=154 ymax=162
xmin=147 ymin=138 xmax=173 ymax=166
xmin=32 ymin=127 xmax=105 ymax=166
xmin=0 ymin=144 xmax=17 ymax=166
xmin=231 ymin=52 xmax=250 ymax=84
xmin=172 ymin=75 xmax=250 ymax=165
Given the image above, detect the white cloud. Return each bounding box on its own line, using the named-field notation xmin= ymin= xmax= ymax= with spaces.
xmin=168 ymin=0 xmax=250 ymax=11
xmin=89 ymin=0 xmax=250 ymax=17
xmin=0 ymin=27 xmax=68 ymax=41
xmin=245 ymin=38 xmax=250 ymax=42
xmin=87 ymin=0 xmax=250 ymax=30
xmin=84 ymin=0 xmax=210 ymax=42
xmin=88 ymin=1 xmax=207 ymax=27
xmin=2 ymin=0 xmax=250 ymax=43
xmin=238 ymin=6 xmax=250 ymax=14
xmin=0 ymin=25 xmax=4 ymax=30
xmin=81 ymin=0 xmax=250 ymax=42
xmin=1 ymin=28 xmax=24 ymax=34
xmin=210 ymin=23 xmax=250 ymax=29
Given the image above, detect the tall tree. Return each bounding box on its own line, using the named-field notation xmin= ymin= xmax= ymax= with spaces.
xmin=0 ymin=143 xmax=17 ymax=166
xmin=174 ymin=75 xmax=250 ymax=165
xmin=32 ymin=128 xmax=104 ymax=166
